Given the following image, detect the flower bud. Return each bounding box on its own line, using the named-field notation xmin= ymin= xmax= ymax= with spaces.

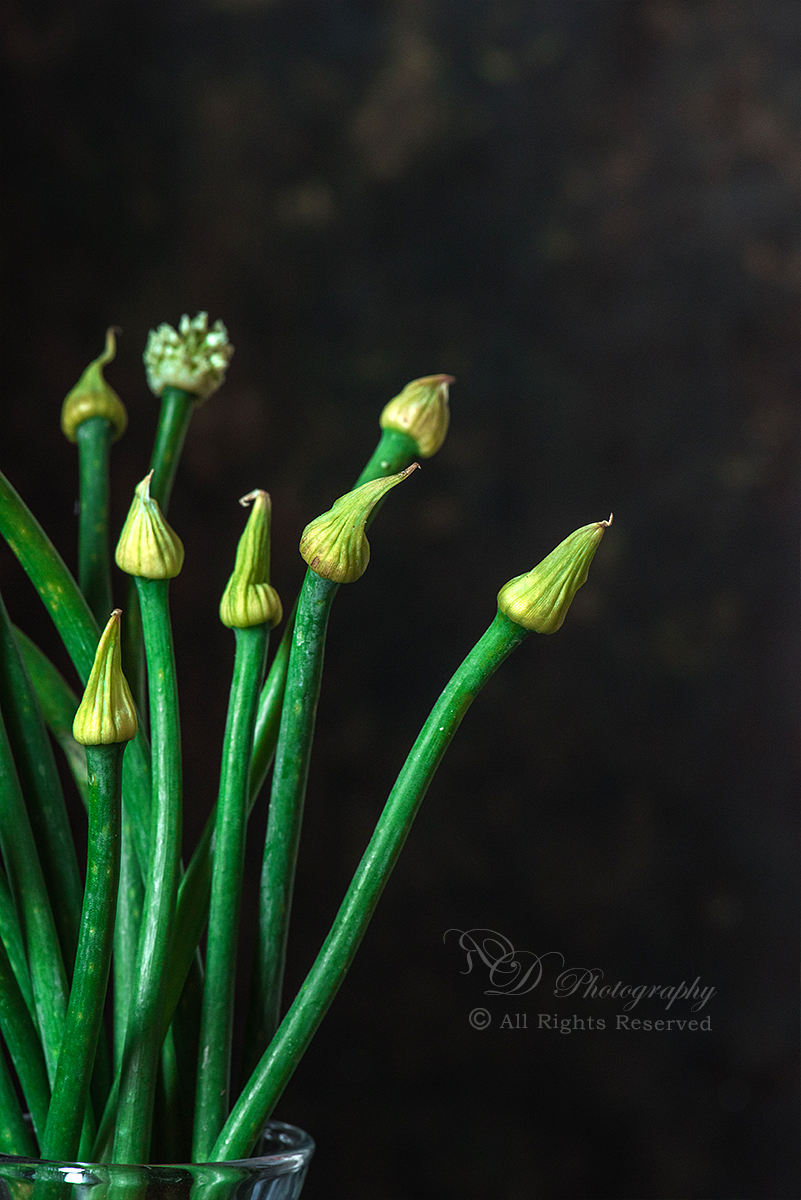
xmin=143 ymin=312 xmax=234 ymax=402
xmin=115 ymin=472 xmax=185 ymax=579
xmin=220 ymin=490 xmax=283 ymax=629
xmin=498 ymin=516 xmax=612 ymax=634
xmin=379 ymin=375 xmax=453 ymax=458
xmin=300 ymin=464 xmax=419 ymax=583
xmin=60 ymin=328 xmax=128 ymax=443
xmin=73 ymin=610 xmax=138 ymax=746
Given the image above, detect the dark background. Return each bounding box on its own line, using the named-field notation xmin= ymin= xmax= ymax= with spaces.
xmin=1 ymin=1 xmax=798 ymax=1197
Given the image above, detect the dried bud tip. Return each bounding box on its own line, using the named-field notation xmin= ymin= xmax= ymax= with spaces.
xmin=497 ymin=517 xmax=611 ymax=634
xmin=380 ymin=374 xmax=453 ymax=458
xmin=300 ymin=463 xmax=419 ymax=583
xmin=73 ymin=610 xmax=138 ymax=746
xmin=220 ymin=489 xmax=282 ymax=628
xmin=115 ymin=472 xmax=185 ymax=579
xmin=61 ymin=327 xmax=128 ymax=443
xmin=143 ymin=312 xmax=234 ymax=402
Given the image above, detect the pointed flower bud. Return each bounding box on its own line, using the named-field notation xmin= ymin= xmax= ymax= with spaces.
xmin=61 ymin=328 xmax=128 ymax=443
xmin=220 ymin=490 xmax=283 ymax=629
xmin=143 ymin=312 xmax=234 ymax=402
xmin=73 ymin=610 xmax=138 ymax=745
xmin=379 ymin=375 xmax=453 ymax=458
xmin=115 ymin=472 xmax=185 ymax=579
xmin=498 ymin=516 xmax=612 ymax=634
xmin=300 ymin=464 xmax=419 ymax=583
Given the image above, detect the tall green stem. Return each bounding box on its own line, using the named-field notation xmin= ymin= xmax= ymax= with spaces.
xmin=76 ymin=416 xmax=114 ymax=625
xmin=42 ymin=744 xmax=124 ymax=1162
xmin=193 ymin=625 xmax=269 ymax=1162
xmin=213 ymin=612 xmax=528 ymax=1160
xmin=244 ymin=573 xmax=337 ymax=1072
xmin=113 ymin=579 xmax=182 ymax=1165
xmin=246 ymin=426 xmax=416 ymax=810
xmin=121 ymin=386 xmax=195 ymax=718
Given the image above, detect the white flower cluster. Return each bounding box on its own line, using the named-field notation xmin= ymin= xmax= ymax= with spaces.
xmin=143 ymin=312 xmax=234 ymax=401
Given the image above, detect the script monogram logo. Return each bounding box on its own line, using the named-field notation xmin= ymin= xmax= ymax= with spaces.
xmin=444 ymin=928 xmax=564 ymax=996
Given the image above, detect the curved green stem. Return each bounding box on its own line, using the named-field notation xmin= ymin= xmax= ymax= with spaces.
xmin=353 ymin=426 xmax=418 ymax=489
xmin=0 ymin=594 xmax=83 ymax=977
xmin=158 ymin=423 xmax=426 ymax=1082
xmin=0 ymin=1041 xmax=36 ymax=1156
xmin=193 ymin=625 xmax=269 ymax=1162
xmin=76 ymin=416 xmax=114 ymax=625
xmin=244 ymin=573 xmax=337 ymax=1072
xmin=246 ymin=426 xmax=416 ymax=813
xmin=0 ymin=705 xmax=69 ymax=1088
xmin=0 ymin=470 xmax=152 ymax=877
xmin=213 ymin=611 xmax=529 ymax=1160
xmin=0 ymin=933 xmax=51 ymax=1145
xmin=113 ymin=578 xmax=182 ymax=1166
xmin=0 ymin=868 xmax=35 ymax=1023
xmin=14 ymin=628 xmax=89 ymax=809
xmin=42 ymin=743 xmax=124 ymax=1162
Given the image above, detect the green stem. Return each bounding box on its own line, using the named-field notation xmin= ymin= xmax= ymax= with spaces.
xmin=244 ymin=573 xmax=337 ymax=1073
xmin=122 ymin=385 xmax=196 ymax=717
xmin=76 ymin=416 xmax=114 ymax=625
xmin=245 ymin=426 xmax=415 ymax=812
xmin=146 ymin=424 xmax=424 ymax=1091
xmin=214 ymin=611 xmax=529 ymax=1160
xmin=42 ymin=744 xmax=124 ymax=1162
xmin=193 ymin=625 xmax=269 ymax=1162
xmin=113 ymin=819 xmax=143 ymax=1078
xmin=0 ymin=1041 xmax=36 ymax=1157
xmin=0 ymin=868 xmax=35 ymax=1023
xmin=113 ymin=578 xmax=182 ymax=1166
xmin=153 ymin=1029 xmax=186 ymax=1164
xmin=0 ymin=470 xmax=152 ymax=878
xmin=354 ymin=427 xmax=419 ymax=489
xmin=247 ymin=611 xmax=294 ymax=808
xmin=0 ymin=593 xmax=83 ymax=977
xmin=0 ymin=705 xmax=69 ymax=1088
xmin=0 ymin=932 xmax=51 ymax=1145
xmin=14 ymin=628 xmax=89 ymax=809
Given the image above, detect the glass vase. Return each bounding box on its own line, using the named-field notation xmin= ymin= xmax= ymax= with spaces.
xmin=0 ymin=1122 xmax=313 ymax=1200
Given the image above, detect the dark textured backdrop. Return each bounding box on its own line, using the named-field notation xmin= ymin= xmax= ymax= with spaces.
xmin=1 ymin=1 xmax=798 ymax=1197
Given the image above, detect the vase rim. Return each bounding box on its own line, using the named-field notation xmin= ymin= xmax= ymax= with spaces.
xmin=0 ymin=1120 xmax=314 ymax=1177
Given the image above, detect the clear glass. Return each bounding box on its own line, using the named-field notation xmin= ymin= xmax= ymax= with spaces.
xmin=0 ymin=1122 xmax=313 ymax=1200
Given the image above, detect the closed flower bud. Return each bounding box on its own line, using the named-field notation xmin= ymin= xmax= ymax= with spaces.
xmin=379 ymin=375 xmax=453 ymax=458
xmin=300 ymin=464 xmax=419 ymax=583
xmin=220 ymin=490 xmax=282 ymax=629
xmin=115 ymin=472 xmax=185 ymax=579
xmin=143 ymin=312 xmax=234 ymax=402
xmin=60 ymin=328 xmax=128 ymax=443
xmin=498 ymin=516 xmax=612 ymax=634
xmin=73 ymin=610 xmax=138 ymax=746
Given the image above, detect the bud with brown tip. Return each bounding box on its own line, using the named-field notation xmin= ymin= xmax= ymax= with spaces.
xmin=300 ymin=464 xmax=419 ymax=583
xmin=497 ymin=516 xmax=612 ymax=634
xmin=379 ymin=375 xmax=453 ymax=458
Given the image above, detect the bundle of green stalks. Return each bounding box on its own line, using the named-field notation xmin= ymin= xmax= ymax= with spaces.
xmin=0 ymin=314 xmax=610 ymax=1166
